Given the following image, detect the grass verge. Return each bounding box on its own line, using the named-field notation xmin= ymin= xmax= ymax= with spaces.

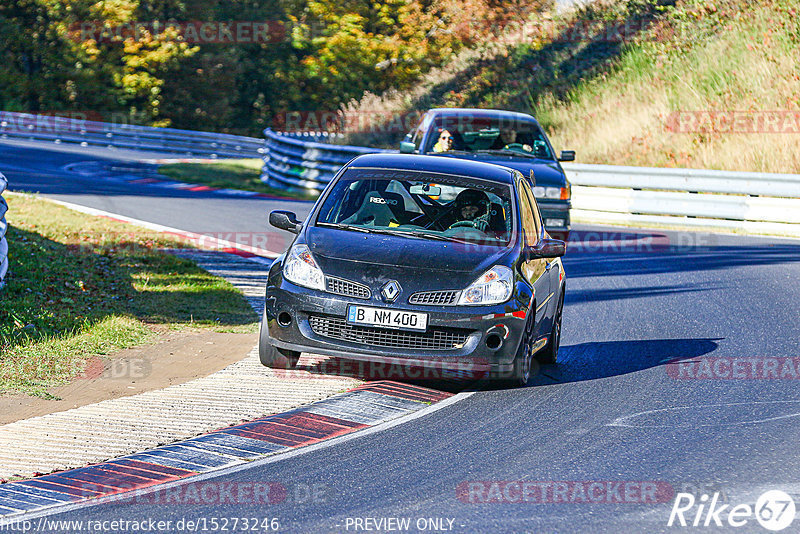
xmin=157 ymin=159 xmax=319 ymax=201
xmin=0 ymin=194 xmax=258 ymax=397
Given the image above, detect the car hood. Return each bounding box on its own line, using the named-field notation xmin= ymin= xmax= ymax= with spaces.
xmin=306 ymin=226 xmax=511 ymax=283
xmin=431 ymin=153 xmax=566 ymax=187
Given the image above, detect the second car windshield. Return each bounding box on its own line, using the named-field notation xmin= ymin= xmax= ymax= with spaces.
xmin=315 ymin=168 xmax=515 ymax=246
xmin=425 ymin=117 xmax=554 ymax=160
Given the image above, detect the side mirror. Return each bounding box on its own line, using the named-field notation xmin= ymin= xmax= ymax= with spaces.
xmin=558 ymin=150 xmax=576 ymax=162
xmin=525 ymin=238 xmax=566 ymax=260
xmin=269 ymin=210 xmax=303 ymax=234
xmin=399 ymin=141 xmax=416 ymax=154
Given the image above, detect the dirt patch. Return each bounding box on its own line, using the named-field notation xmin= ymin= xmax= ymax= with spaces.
xmin=0 ymin=329 xmax=257 ymax=424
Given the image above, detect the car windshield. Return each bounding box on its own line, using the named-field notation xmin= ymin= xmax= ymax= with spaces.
xmin=425 ymin=116 xmax=554 ymax=160
xmin=315 ymin=168 xmax=515 ymax=246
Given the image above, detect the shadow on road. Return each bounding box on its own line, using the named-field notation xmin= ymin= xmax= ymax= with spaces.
xmin=534 ymin=338 xmax=720 ymax=385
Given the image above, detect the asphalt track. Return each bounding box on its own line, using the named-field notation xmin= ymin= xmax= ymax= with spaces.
xmin=3 ymin=140 xmax=800 ymax=533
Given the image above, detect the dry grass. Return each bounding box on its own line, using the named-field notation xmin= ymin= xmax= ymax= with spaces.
xmin=344 ymin=0 xmax=800 ymax=173
xmin=539 ymin=0 xmax=800 ymax=173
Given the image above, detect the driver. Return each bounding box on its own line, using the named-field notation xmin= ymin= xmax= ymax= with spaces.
xmin=450 ymin=189 xmax=490 ymax=231
xmin=498 ymin=129 xmax=532 ymax=152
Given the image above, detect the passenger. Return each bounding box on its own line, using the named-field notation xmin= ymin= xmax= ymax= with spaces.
xmin=433 ymin=129 xmax=453 ymax=152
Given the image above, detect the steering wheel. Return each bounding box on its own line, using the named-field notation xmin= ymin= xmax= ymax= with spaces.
xmin=504 ymin=143 xmax=524 ymax=150
xmin=449 ymin=220 xmax=477 ymax=229
xmin=424 ymin=204 xmax=458 ymax=230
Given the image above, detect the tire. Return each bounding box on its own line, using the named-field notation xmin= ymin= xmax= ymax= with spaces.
xmin=508 ymin=306 xmax=538 ymax=387
xmin=258 ymin=317 xmax=300 ymax=369
xmin=536 ymin=292 xmax=563 ymax=365
xmin=509 ymin=333 xmax=535 ymax=387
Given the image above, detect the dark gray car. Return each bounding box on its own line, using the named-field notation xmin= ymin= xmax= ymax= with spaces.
xmin=261 ymin=154 xmax=566 ymax=386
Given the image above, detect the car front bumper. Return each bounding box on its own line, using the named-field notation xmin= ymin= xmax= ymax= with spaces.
xmin=264 ymin=275 xmax=534 ymax=375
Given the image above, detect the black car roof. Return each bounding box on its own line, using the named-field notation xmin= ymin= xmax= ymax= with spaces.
xmin=347 ymin=153 xmax=517 ymax=185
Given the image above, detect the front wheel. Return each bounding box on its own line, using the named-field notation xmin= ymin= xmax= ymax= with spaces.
xmin=507 ymin=308 xmax=538 ymax=387
xmin=259 ymin=318 xmax=300 ymax=369
xmin=510 ymin=335 xmax=535 ymax=387
xmin=536 ymin=293 xmax=563 ymax=365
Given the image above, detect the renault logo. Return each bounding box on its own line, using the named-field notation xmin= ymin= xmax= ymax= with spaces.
xmin=381 ymin=280 xmax=401 ymax=303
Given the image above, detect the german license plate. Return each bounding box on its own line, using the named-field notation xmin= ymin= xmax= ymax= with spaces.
xmin=347 ymin=305 xmax=428 ymax=331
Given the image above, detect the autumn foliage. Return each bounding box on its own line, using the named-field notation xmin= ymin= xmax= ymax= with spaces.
xmin=0 ymin=0 xmax=541 ymax=136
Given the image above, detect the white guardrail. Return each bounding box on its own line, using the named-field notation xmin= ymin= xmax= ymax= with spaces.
xmin=261 ymin=130 xmax=800 ymax=237
xmin=0 ymin=171 xmax=8 ymax=288
xmin=564 ymin=163 xmax=800 ymax=237
xmin=0 ymin=111 xmax=263 ymax=158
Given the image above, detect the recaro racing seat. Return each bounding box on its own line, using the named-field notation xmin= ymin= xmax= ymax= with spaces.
xmin=341 ymin=191 xmax=406 ymax=226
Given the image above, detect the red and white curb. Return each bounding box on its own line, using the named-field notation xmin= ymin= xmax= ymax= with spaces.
xmin=0 ymin=382 xmax=459 ymax=520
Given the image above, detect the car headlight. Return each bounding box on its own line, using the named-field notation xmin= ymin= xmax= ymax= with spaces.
xmin=283 ymin=243 xmax=325 ymax=290
xmin=533 ymin=186 xmax=570 ymax=200
xmin=458 ymin=265 xmax=513 ymax=306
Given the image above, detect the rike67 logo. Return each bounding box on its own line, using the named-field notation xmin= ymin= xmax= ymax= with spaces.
xmin=668 ymin=490 xmax=796 ymax=531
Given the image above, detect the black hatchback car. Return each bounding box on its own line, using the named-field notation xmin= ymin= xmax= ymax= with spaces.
xmin=261 ymin=154 xmax=566 ymax=386
xmin=400 ymin=108 xmax=575 ymax=239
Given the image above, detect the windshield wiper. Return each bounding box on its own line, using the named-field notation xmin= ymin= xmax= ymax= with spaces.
xmin=403 ymin=231 xmax=471 ymax=243
xmin=320 ymin=223 xmax=480 ymax=244
xmin=474 ymin=149 xmax=545 ymax=160
xmin=354 ymin=227 xmax=471 ymax=243
xmin=429 ymin=149 xmax=473 ymax=155
xmin=317 ymin=222 xmax=371 ymax=233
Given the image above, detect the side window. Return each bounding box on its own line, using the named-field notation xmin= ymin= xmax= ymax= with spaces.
xmin=517 ymin=179 xmax=539 ymax=247
xmin=522 ymin=183 xmax=543 ymax=239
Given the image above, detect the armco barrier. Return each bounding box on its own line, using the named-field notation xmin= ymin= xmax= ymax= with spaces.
xmin=0 ymin=111 xmax=263 ymax=158
xmin=261 ymin=128 xmax=391 ymax=193
xmin=260 ymin=130 xmax=800 ymax=237
xmin=0 ymin=171 xmax=8 ymax=288
xmin=564 ymin=163 xmax=800 ymax=237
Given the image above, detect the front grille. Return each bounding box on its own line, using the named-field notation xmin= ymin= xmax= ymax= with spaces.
xmin=408 ymin=290 xmax=460 ymax=306
xmin=326 ymin=277 xmax=371 ymax=299
xmin=308 ymin=315 xmax=471 ymax=351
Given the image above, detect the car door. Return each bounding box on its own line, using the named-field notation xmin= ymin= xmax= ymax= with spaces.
xmin=522 ymin=179 xmax=560 ymax=320
xmin=517 ymin=177 xmax=553 ymax=337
